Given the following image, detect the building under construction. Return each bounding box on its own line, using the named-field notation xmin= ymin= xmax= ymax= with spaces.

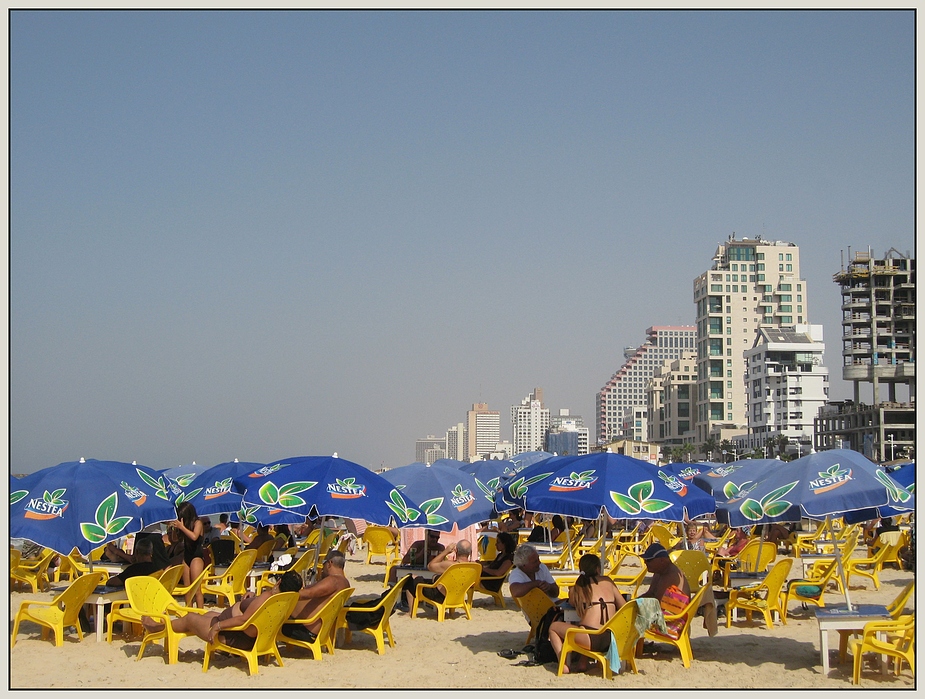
xmin=814 ymin=247 xmax=915 ymax=462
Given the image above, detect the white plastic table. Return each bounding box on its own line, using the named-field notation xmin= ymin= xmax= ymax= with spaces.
xmin=815 ymin=604 xmax=890 ymax=676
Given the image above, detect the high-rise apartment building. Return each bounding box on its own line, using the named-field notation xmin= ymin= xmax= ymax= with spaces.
xmin=597 ymin=326 xmax=696 ymax=444
xmin=415 ymin=435 xmax=446 ymax=464
xmin=693 ymin=235 xmax=809 ymax=444
xmin=815 ymin=248 xmax=915 ymax=462
xmin=743 ymin=325 xmax=829 ymax=455
xmin=467 ymin=403 xmax=500 ymax=461
xmin=511 ymin=388 xmax=550 ymax=455
xmin=647 ymin=352 xmax=697 ymax=449
xmin=445 ymin=423 xmax=467 ymax=461
xmin=547 ymin=409 xmax=589 ymax=455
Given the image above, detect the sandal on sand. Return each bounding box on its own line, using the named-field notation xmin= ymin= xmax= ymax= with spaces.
xmin=497 ymin=649 xmax=523 ymax=659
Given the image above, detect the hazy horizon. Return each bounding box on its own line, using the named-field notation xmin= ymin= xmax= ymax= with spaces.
xmin=11 ymin=10 xmax=915 ymax=473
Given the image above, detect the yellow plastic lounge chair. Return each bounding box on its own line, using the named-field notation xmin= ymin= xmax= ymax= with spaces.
xmin=703 ymin=528 xmax=733 ymax=555
xmin=576 ymin=532 xmax=607 ymax=559
xmin=468 ymin=569 xmax=510 ymax=608
xmin=362 ymin=525 xmax=399 ymax=566
xmin=847 ymin=614 xmax=915 ymax=685
xmin=9 ymin=548 xmax=22 ymax=587
xmin=118 ymin=576 xmax=209 ymax=662
xmin=279 ymin=587 xmax=354 ymax=660
xmin=608 ymin=557 xmax=647 ymax=598
xmin=669 ymin=550 xmax=711 ymax=594
xmin=725 ymin=558 xmax=793 ymax=629
xmin=538 ymin=535 xmax=583 ymax=571
xmin=172 ymin=565 xmax=211 ymax=606
xmin=337 ymin=576 xmax=410 ymax=655
xmin=10 ymin=548 xmax=55 ymax=593
xmin=201 ymin=549 xmax=257 ymax=607
xmin=557 ymin=598 xmax=641 ymax=679
xmin=804 ymin=529 xmax=859 ymax=594
xmin=845 ymin=538 xmax=903 ymax=591
xmin=410 ymin=562 xmax=482 ymax=622
xmin=838 ymin=580 xmax=915 ymax=663
xmin=254 ymin=549 xmax=316 ymax=595
xmin=154 ymin=564 xmax=185 ymax=595
xmin=788 ymin=519 xmax=829 ymax=558
xmin=714 ymin=540 xmax=777 ymax=588
xmin=781 ymin=559 xmax=838 ymax=622
xmin=515 ymin=587 xmax=556 ymax=644
xmin=644 ymin=585 xmax=708 ymax=668
xmin=252 ymin=539 xmax=277 ymax=564
xmin=649 ymin=524 xmax=680 ymax=550
xmin=11 ymin=571 xmax=105 ymax=648
xmin=202 ymin=591 xmax=300 ymax=676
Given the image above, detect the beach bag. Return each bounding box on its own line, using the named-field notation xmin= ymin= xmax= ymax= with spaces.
xmin=210 ymin=539 xmax=236 ymax=568
xmin=658 ymin=585 xmax=690 ymax=640
xmin=794 ymin=585 xmax=822 ymax=599
xmin=532 ymin=606 xmax=563 ymax=664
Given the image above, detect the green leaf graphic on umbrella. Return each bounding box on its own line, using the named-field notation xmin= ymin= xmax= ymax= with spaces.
xmin=258 ymin=481 xmax=317 ymax=509
xmin=386 ymin=488 xmax=421 ymax=524
xmin=508 ymin=471 xmax=555 ymax=499
xmin=175 ymin=488 xmax=203 ymax=505
xmin=475 ymin=477 xmax=498 ymax=500
xmin=10 ymin=489 xmax=29 ymax=505
xmin=610 ymin=480 xmax=672 ymax=515
xmin=136 ymin=469 xmax=173 ymax=501
xmin=172 ymin=474 xmax=198 ymax=487
xmin=819 ymin=464 xmax=849 ymax=480
xmin=80 ymin=493 xmax=133 ymax=544
xmin=875 ymin=469 xmax=913 ymax=503
xmin=238 ymin=504 xmax=260 ymax=524
xmin=739 ymin=481 xmax=798 ymax=521
xmin=419 ymin=497 xmax=449 ymax=526
xmin=723 ymin=480 xmax=757 ymax=501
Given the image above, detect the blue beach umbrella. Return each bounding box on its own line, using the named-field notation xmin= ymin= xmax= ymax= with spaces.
xmin=661 ymin=462 xmax=710 ymax=482
xmin=494 ymin=454 xmax=568 ymax=513
xmin=522 ymin=452 xmax=716 ymax=522
xmin=240 ymin=455 xmax=423 ymax=527
xmin=171 ymin=460 xmax=267 ymax=517
xmin=460 ymin=459 xmax=518 ymax=498
xmin=382 ymin=461 xmax=495 ymax=532
xmin=843 ymin=461 xmax=915 ymax=524
xmin=161 ymin=462 xmax=212 ymax=490
xmin=691 ymin=459 xmax=783 ymax=497
xmin=714 ymin=450 xmax=914 ymax=529
xmin=232 ymin=501 xmax=307 ymax=527
xmin=10 ymin=458 xmax=180 ymax=556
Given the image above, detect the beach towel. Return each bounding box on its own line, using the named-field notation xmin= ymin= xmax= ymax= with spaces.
xmin=658 ymin=585 xmax=690 ymax=640
xmin=606 ymin=631 xmax=622 ymax=674
xmin=634 ymin=597 xmax=668 ymax=637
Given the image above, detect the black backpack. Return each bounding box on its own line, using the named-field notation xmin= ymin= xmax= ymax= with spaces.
xmin=532 ymin=606 xmax=563 ymax=664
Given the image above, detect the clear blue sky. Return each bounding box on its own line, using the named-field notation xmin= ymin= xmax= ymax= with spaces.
xmin=11 ymin=10 xmax=915 ymax=473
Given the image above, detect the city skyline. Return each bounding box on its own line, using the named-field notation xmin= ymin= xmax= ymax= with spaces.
xmin=11 ymin=11 xmax=914 ymax=473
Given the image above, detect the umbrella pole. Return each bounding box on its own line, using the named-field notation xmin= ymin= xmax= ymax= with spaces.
xmin=566 ymin=523 xmax=574 ymax=570
xmin=827 ymin=515 xmax=853 ymax=612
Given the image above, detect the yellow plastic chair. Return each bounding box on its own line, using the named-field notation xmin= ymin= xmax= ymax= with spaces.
xmin=201 ymin=549 xmax=257 ymax=607
xmin=644 ymin=585 xmax=708 ymax=668
xmin=839 ymin=580 xmax=915 ymax=663
xmin=202 ymin=590 xmax=300 ymax=676
xmin=867 ymin=529 xmax=906 ymax=568
xmin=847 ymin=614 xmax=915 ymax=685
xmin=577 ymin=532 xmax=607 ymax=559
xmin=478 ymin=534 xmax=499 ymax=562
xmin=703 ymin=528 xmax=732 ymax=554
xmin=10 ymin=548 xmax=55 ymax=593
xmin=337 ymin=576 xmax=410 ymax=655
xmin=726 ymin=558 xmax=793 ymax=629
xmin=172 ymin=564 xmax=212 ymax=606
xmin=714 ymin=540 xmax=777 ymax=588
xmin=607 ymin=557 xmax=647 ymax=598
xmin=781 ymin=559 xmax=838 ymax=622
xmin=251 ymin=539 xmax=277 ymax=564
xmin=788 ymin=519 xmax=829 ymax=558
xmin=254 ymin=549 xmax=316 ymax=595
xmin=649 ymin=524 xmax=680 ymax=550
xmin=669 ymin=550 xmax=711 ymax=593
xmin=410 ymin=562 xmax=481 ymax=622
xmin=9 ymin=548 xmax=22 ymax=586
xmin=362 ymin=526 xmax=399 ymax=565
xmin=279 ymin=587 xmax=354 ymax=660
xmin=515 ymin=587 xmax=556 ymax=644
xmin=538 ymin=535 xmax=583 ymax=571
xmin=468 ymin=569 xmax=510 ymax=608
xmin=557 ymin=598 xmax=641 ymax=679
xmin=118 ymin=576 xmax=209 ymax=662
xmin=154 ymin=564 xmax=185 ymax=595
xmin=11 ymin=571 xmax=105 ymax=647
xmin=804 ymin=529 xmax=859 ymax=594
xmin=845 ymin=539 xmax=903 ymax=591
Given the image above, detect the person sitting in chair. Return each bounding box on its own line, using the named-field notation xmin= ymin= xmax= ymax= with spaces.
xmin=281 ymin=550 xmax=351 ymax=644
xmin=399 ymin=539 xmax=472 ymax=613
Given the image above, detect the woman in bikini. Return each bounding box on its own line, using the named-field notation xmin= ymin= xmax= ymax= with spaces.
xmin=548 ymin=553 xmax=626 ymax=674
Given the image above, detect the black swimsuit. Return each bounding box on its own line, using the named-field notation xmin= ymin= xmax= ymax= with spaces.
xmin=578 ymin=592 xmax=620 ymax=652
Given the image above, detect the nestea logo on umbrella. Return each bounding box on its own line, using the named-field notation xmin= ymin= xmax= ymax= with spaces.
xmin=24 ymin=489 xmax=69 ymax=520
xmin=450 ymin=484 xmax=474 ymax=511
xmin=204 ymin=478 xmax=235 ymax=500
xmin=120 ymin=481 xmax=148 ymax=506
xmin=808 ymin=464 xmax=852 ymax=494
xmin=548 ymin=470 xmax=598 ymax=492
xmin=328 ymin=478 xmax=367 ymax=499
xmin=658 ymin=471 xmax=688 ymax=496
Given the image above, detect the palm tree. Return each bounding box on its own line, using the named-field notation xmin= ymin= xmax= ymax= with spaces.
xmin=701 ymin=437 xmax=718 ymax=462
xmin=719 ymin=439 xmax=734 ymax=463
xmin=681 ymin=443 xmax=696 ymax=463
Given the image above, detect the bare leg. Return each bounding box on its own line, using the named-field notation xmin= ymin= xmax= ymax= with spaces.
xmin=188 ymin=556 xmax=204 ymax=608
xmin=181 ymin=563 xmax=192 ymax=605
xmin=142 ymin=611 xmax=219 ymax=641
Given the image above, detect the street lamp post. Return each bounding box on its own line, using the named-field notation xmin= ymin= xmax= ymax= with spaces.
xmin=888 ymin=435 xmax=895 ymax=462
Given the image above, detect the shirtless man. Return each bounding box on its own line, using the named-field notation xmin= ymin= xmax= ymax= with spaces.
xmin=400 ymin=539 xmax=472 ymax=611
xmin=141 ymin=570 xmax=304 ymax=650
xmin=639 ymin=543 xmax=690 ymax=601
xmin=280 ymin=550 xmax=351 ymax=643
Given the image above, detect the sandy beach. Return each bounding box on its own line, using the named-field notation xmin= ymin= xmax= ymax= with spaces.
xmin=9 ymin=548 xmax=915 ymax=690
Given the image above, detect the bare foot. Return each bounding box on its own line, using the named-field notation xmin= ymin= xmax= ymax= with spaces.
xmin=141 ymin=616 xmax=165 ymax=633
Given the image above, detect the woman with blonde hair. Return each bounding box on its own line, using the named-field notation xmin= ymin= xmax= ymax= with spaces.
xmin=548 ymin=553 xmax=626 ymax=674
